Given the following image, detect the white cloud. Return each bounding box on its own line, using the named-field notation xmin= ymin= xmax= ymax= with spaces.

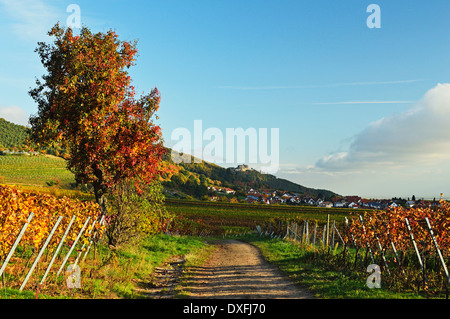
xmin=0 ymin=105 xmax=29 ymax=126
xmin=314 ymin=83 xmax=450 ymax=172
xmin=0 ymin=0 xmax=62 ymax=41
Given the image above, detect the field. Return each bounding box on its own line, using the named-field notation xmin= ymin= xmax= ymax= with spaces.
xmin=0 ymin=154 xmax=75 ymax=188
xmin=164 ymin=198 xmax=360 ymax=236
xmin=166 ymin=199 xmax=355 ymax=222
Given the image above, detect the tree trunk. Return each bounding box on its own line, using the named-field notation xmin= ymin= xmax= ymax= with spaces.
xmin=93 ymin=185 xmax=107 ymax=216
xmin=92 ymin=164 xmax=108 ymax=216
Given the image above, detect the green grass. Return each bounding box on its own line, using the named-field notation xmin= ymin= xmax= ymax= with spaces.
xmin=0 ymin=154 xmax=75 ymax=188
xmin=70 ymin=234 xmax=205 ymax=298
xmin=243 ymin=234 xmax=431 ymax=299
xmin=84 ymin=234 xmax=209 ymax=298
xmin=0 ymin=287 xmax=55 ymax=299
xmin=0 ymin=234 xmax=208 ymax=299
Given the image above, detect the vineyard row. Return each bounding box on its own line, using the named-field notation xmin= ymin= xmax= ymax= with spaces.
xmin=0 ymin=185 xmax=104 ymax=292
xmin=256 ymin=202 xmax=450 ymax=295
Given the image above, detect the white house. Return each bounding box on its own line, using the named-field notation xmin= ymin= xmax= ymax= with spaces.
xmin=334 ymin=201 xmax=346 ymax=208
xmin=389 ymin=202 xmax=399 ymax=208
xmin=348 ymin=202 xmax=360 ymax=209
xmin=322 ymin=201 xmax=333 ymax=208
xmin=223 ymin=188 xmax=235 ymax=194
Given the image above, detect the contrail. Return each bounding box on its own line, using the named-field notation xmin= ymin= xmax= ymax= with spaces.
xmin=217 ymin=79 xmax=423 ymax=90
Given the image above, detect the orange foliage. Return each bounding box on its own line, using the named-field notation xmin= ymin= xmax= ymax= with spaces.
xmin=0 ymin=185 xmax=103 ymax=259
xmin=346 ymin=200 xmax=450 ymax=254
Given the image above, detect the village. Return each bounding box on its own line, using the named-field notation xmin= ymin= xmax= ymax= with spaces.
xmin=207 ymin=185 xmax=438 ymax=210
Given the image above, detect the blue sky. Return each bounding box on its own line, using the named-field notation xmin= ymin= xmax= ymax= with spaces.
xmin=0 ymin=0 xmax=449 ymax=199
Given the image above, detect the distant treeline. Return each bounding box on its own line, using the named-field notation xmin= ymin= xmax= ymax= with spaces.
xmin=0 ymin=118 xmax=66 ymax=156
xmin=0 ymin=118 xmax=29 ymax=151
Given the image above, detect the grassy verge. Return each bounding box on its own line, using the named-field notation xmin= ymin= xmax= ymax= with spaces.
xmin=242 ymin=233 xmax=429 ymax=299
xmin=0 ymin=234 xmax=209 ymax=299
xmin=174 ymin=239 xmax=217 ymax=298
xmin=87 ymin=234 xmax=210 ymax=299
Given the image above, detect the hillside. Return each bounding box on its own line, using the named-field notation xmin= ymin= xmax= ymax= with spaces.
xmin=161 ymin=150 xmax=338 ymax=200
xmin=0 ymin=118 xmax=29 ymax=151
xmin=0 ymin=118 xmax=67 ymax=156
xmin=0 ymin=118 xmax=338 ymax=200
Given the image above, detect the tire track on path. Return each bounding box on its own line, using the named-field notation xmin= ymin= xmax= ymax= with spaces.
xmin=181 ymin=239 xmax=314 ymax=299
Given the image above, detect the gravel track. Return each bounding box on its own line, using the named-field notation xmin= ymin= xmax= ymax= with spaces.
xmin=182 ymin=239 xmax=314 ymax=299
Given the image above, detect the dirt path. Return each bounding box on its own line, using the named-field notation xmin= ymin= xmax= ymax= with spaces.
xmin=181 ymin=239 xmax=314 ymax=299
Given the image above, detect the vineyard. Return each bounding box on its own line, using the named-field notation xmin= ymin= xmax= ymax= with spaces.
xmin=254 ymin=200 xmax=450 ymax=297
xmin=164 ymin=198 xmax=450 ymax=296
xmin=2 ymin=178 xmax=450 ymax=298
xmin=164 ymin=198 xmax=355 ymax=237
xmin=346 ymin=201 xmax=450 ymax=294
xmin=0 ymin=155 xmax=75 ymax=188
xmin=0 ymin=185 xmax=104 ymax=294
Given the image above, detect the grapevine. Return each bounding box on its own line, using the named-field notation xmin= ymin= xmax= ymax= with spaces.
xmin=0 ymin=184 xmax=104 ymax=260
xmin=346 ymin=199 xmax=450 ymax=254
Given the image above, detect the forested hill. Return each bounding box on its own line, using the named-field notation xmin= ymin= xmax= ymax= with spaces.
xmin=162 ymin=150 xmax=338 ymax=200
xmin=0 ymin=118 xmax=64 ymax=156
xmin=0 ymin=118 xmax=29 ymax=151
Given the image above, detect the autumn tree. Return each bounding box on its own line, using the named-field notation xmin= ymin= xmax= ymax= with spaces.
xmin=28 ymin=23 xmax=166 ymax=215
